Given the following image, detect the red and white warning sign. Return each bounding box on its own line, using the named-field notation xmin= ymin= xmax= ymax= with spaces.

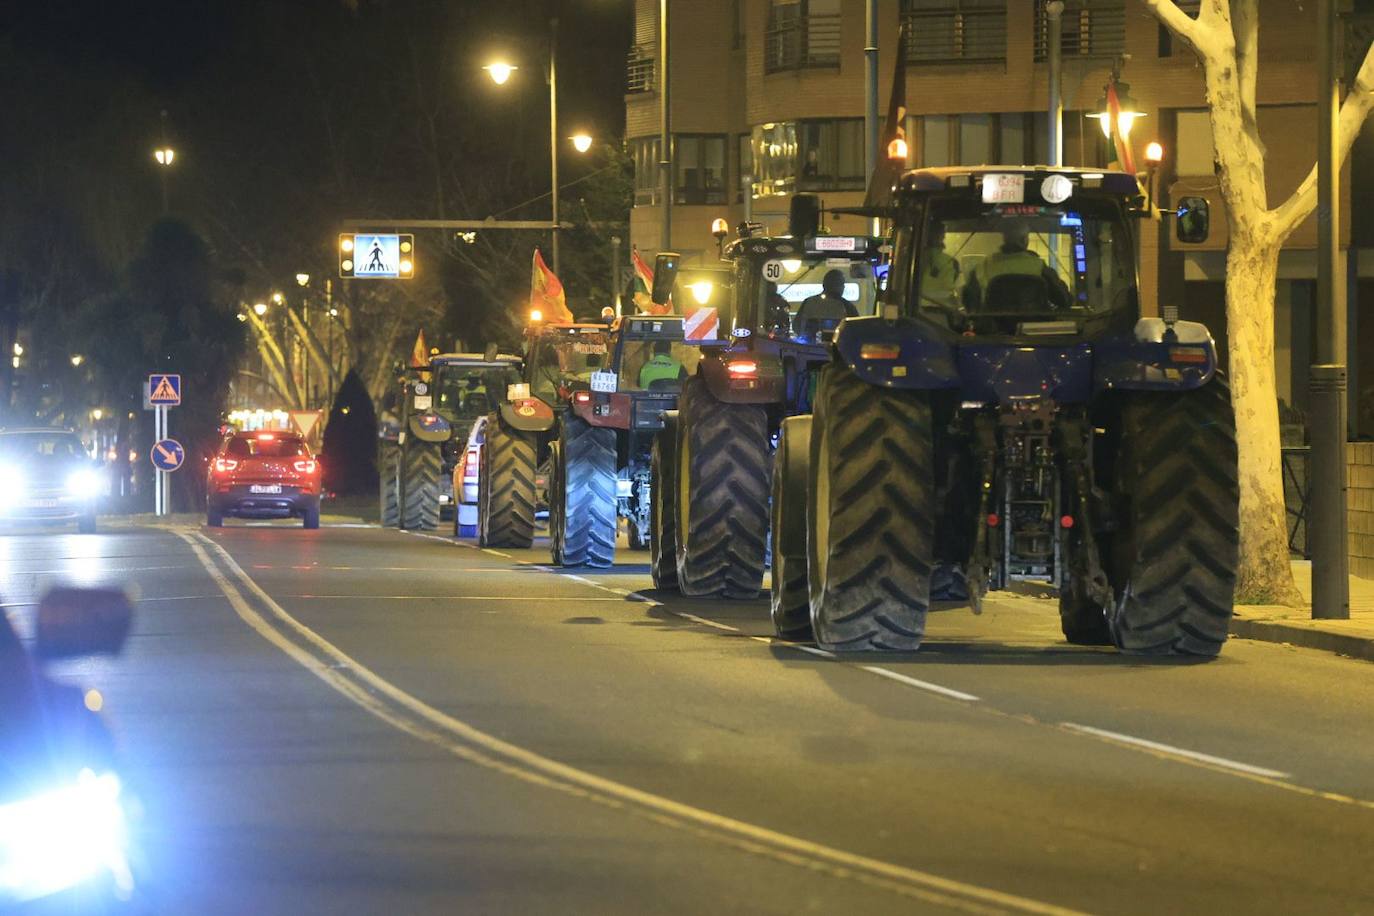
xmin=683 ymin=306 xmax=719 ymax=341
xmin=290 ymin=410 xmax=323 ymax=440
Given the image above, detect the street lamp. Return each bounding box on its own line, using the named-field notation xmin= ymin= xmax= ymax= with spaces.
xmin=570 ymin=132 xmax=593 ymax=154
xmin=485 ymin=18 xmax=564 ymax=274
xmin=1086 ymin=69 xmax=1145 ymax=143
xmin=295 ymin=273 xmax=310 ymax=287
xmin=271 ymin=291 xmax=285 ymax=305
xmin=253 ymin=302 xmax=268 ymax=317
xmin=70 ymin=354 xmax=84 ymax=367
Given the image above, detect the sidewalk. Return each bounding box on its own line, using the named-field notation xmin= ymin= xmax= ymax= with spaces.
xmin=1230 ymin=561 xmax=1374 ymax=662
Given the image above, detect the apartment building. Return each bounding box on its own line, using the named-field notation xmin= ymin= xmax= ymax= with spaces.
xmin=624 ymin=0 xmax=1374 ymax=425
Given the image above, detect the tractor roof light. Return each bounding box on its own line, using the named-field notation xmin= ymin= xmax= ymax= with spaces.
xmin=887 ymin=136 xmax=908 ymax=161
xmin=530 ymin=309 xmax=544 ymax=323
xmin=1145 ymin=141 xmax=1164 ymax=165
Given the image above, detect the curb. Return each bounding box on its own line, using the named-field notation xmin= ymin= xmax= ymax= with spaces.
xmin=1229 ymin=616 xmax=1374 ymax=663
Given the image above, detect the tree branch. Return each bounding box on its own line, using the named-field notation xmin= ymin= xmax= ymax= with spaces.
xmin=1273 ymin=38 xmax=1374 ymax=238
xmin=1139 ymin=0 xmax=1212 ymax=60
xmin=1232 ymin=0 xmax=1259 ymax=131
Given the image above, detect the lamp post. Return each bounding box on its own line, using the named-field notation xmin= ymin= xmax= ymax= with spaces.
xmin=485 ymin=19 xmax=591 ymax=277
xmin=296 ymin=273 xmax=312 ymax=408
xmin=152 ymin=109 xmax=175 ymax=215
xmin=1086 ymin=66 xmax=1145 ymax=166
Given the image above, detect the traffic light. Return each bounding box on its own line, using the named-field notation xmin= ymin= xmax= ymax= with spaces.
xmin=339 ymin=234 xmax=355 ymax=278
xmin=338 ymin=233 xmax=415 ymax=279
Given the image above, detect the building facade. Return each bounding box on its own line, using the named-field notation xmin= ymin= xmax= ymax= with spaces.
xmin=625 ymin=0 xmax=1374 ymax=429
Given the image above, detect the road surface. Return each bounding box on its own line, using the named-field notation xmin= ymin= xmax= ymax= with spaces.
xmin=7 ymin=522 xmax=1374 ymax=914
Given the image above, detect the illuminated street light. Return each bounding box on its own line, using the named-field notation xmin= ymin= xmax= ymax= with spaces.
xmin=253 ymin=302 xmax=268 ymax=317
xmin=237 ymin=313 xmax=248 ymax=322
xmin=153 ymin=147 xmax=175 ymax=166
xmin=271 ymin=291 xmax=285 ymax=305
xmin=570 ymin=133 xmax=593 ymax=153
xmin=92 ymin=408 xmax=104 ymax=421
xmin=1087 ymin=71 xmax=1144 ymax=141
xmin=483 ymin=62 xmax=517 ymax=85
xmin=296 ymin=273 xmax=310 ymax=287
xmin=70 ymin=354 xmax=84 ymax=367
xmin=11 ymin=343 xmax=21 ymax=357
xmin=328 ymin=307 xmax=338 ymax=318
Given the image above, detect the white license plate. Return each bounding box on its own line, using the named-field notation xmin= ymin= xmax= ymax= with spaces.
xmin=590 ymin=370 xmax=618 ymax=393
xmin=249 ymin=484 xmax=283 ymax=494
xmin=982 ymin=173 xmax=1025 ymax=203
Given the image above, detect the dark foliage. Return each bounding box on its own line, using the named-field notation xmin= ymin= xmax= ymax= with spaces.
xmin=321 ymin=369 xmax=379 ymax=496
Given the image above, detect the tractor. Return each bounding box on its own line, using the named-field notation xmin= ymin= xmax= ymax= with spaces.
xmin=379 ymin=348 xmax=522 ymax=530
xmin=475 ymin=320 xmax=611 ymax=549
xmin=770 ymin=166 xmax=1238 ymax=655
xmin=546 ymin=314 xmax=712 ymax=567
xmin=647 ymin=196 xmax=884 ymax=597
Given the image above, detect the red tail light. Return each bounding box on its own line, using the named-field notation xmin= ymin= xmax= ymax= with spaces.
xmin=463 ymin=448 xmax=480 ymax=481
xmin=214 ymin=458 xmax=239 ymax=473
xmin=293 ymin=459 xmax=318 ymax=473
xmin=573 ymin=391 xmax=592 ymax=405
xmin=726 ymin=360 xmax=758 ymax=376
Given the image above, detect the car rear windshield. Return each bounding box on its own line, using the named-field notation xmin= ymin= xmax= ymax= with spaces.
xmin=226 ymin=436 xmax=309 ymax=458
xmin=0 ymin=432 xmax=85 ymax=460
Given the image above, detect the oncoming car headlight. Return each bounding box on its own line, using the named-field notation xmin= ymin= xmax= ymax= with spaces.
xmin=0 ymin=769 xmax=134 ymax=904
xmin=66 ymin=468 xmax=102 ymax=500
xmin=0 ymin=465 xmax=23 ymax=503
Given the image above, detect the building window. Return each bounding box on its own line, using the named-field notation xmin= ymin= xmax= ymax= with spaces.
xmin=765 ymin=1 xmax=842 ymax=73
xmin=906 ymin=112 xmax=1108 ymax=168
xmin=902 ymin=0 xmax=1006 ymax=65
xmin=736 ymin=134 xmax=753 ymax=203
xmin=626 ymin=46 xmax=655 ymax=94
xmin=752 ymin=122 xmax=799 ymax=196
xmin=1175 ymin=110 xmax=1215 ymax=177
xmin=1158 ymin=1 xmax=1200 ymax=57
xmin=630 ymin=137 xmax=661 ymax=205
xmin=676 ymin=134 xmax=727 ymax=205
xmin=798 ymin=118 xmax=865 ymax=191
xmin=1034 ymin=0 xmax=1126 ymax=62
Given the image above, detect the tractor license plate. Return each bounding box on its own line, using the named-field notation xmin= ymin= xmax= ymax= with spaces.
xmin=250 ymin=484 xmax=283 ymax=494
xmin=982 ymin=173 xmax=1025 ymax=203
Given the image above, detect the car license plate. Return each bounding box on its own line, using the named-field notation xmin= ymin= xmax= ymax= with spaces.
xmin=250 ymin=484 xmax=283 ymax=494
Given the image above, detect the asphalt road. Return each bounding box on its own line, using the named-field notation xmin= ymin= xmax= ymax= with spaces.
xmin=7 ymin=521 xmax=1374 ymax=914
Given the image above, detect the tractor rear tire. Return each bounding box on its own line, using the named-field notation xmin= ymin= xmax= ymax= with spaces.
xmin=771 ymin=416 xmax=812 ymax=641
xmin=379 ymin=442 xmax=400 ymax=527
xmin=675 ymin=377 xmax=769 ymax=598
xmin=649 ymin=418 xmax=679 ymax=590
xmin=401 ymin=443 xmax=441 ymax=531
xmin=550 ymin=418 xmax=618 ymax=567
xmin=1109 ymin=374 xmax=1239 ymax=656
xmin=809 ymin=365 xmax=932 ymax=652
xmin=479 ymin=413 xmax=537 ymax=549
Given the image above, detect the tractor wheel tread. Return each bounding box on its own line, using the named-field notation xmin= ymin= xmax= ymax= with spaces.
xmin=552 ymin=417 xmax=618 ymax=568
xmin=479 ymin=412 xmax=538 ymax=548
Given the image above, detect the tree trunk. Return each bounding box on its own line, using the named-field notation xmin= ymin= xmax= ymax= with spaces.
xmin=1224 ymin=229 xmax=1304 ymax=605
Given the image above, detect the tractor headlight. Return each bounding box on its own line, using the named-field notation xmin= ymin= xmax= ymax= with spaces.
xmin=0 ymin=465 xmax=23 ymax=506
xmin=66 ymin=468 xmax=102 ymax=500
xmin=0 ymin=769 xmax=134 ymax=904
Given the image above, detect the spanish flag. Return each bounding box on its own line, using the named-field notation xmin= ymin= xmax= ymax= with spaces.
xmin=531 ymin=248 xmax=573 ymax=323
xmin=1105 ymin=82 xmax=1137 ymax=175
xmin=409 ymin=329 xmax=428 ymax=368
xmin=631 ymin=246 xmax=672 ymax=315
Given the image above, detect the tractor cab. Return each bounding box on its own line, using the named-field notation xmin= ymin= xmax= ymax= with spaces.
xmin=521 ymin=321 xmax=612 ymax=406
xmin=428 ymin=354 xmax=523 ymax=429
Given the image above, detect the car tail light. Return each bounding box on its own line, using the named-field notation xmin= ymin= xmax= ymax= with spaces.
xmin=293 ymin=459 xmax=318 ymax=473
xmin=214 ymin=458 xmax=238 ymax=473
xmin=860 ymin=343 xmax=901 ymax=360
xmin=726 ymin=360 xmax=757 ymax=376
xmin=1060 ymin=515 xmax=1075 ymax=529
xmin=573 ymin=391 xmax=592 ymax=405
xmin=463 ymin=448 xmax=480 ymax=481
xmin=257 ymin=432 xmax=276 ymax=440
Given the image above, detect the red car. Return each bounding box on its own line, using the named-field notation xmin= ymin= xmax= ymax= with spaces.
xmin=206 ymin=431 xmax=321 ymax=528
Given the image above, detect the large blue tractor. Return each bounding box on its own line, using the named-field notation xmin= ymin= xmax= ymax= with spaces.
xmin=771 ymin=167 xmax=1239 ymax=655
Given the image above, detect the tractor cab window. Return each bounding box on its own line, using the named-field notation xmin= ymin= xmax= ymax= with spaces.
xmin=914 ymin=198 xmax=1134 ymax=323
xmin=618 ymin=340 xmax=703 ymax=390
xmin=530 ymin=335 xmax=610 ymax=401
xmin=758 ymin=258 xmax=877 ymax=340
xmin=435 ymin=366 xmax=521 ymax=422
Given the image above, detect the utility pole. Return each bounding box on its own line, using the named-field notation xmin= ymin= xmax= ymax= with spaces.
xmin=549 ymin=17 xmax=561 ymax=276
xmin=1046 ymin=1 xmax=1064 ymax=166
xmin=658 ymin=0 xmax=672 ymax=251
xmin=1310 ymin=0 xmax=1349 ymax=620
xmin=864 ymin=0 xmax=879 ymax=236
xmin=610 ymin=235 xmax=623 ymax=316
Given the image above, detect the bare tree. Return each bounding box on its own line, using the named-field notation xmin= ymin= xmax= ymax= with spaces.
xmin=1144 ymin=0 xmax=1374 ymax=604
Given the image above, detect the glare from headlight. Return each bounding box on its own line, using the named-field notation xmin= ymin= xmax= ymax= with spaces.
xmin=66 ymin=468 xmax=102 ymax=500
xmin=0 ymin=465 xmax=22 ymax=502
xmin=0 ymin=769 xmax=134 ymax=903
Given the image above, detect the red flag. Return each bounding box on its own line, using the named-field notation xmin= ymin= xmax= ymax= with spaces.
xmin=1106 ymin=82 xmax=1137 ymax=174
xmin=863 ymin=23 xmax=908 ymax=209
xmin=631 ymin=246 xmax=672 ymax=315
xmin=409 ymin=330 xmax=428 ymax=368
xmin=530 ymin=248 xmax=573 ymax=322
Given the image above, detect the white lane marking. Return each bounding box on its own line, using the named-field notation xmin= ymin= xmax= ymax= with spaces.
xmin=675 ymin=612 xmax=740 ymax=632
xmin=1060 ymin=723 xmax=1291 ymax=780
xmin=483 ymin=548 xmax=513 ymax=558
xmin=793 ymin=645 xmax=837 ymax=660
xmin=176 ymin=528 xmax=1083 ymax=916
xmin=859 ymin=666 xmax=981 ymax=703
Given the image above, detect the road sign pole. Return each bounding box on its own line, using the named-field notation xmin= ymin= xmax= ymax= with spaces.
xmin=154 ymin=405 xmax=163 ymax=516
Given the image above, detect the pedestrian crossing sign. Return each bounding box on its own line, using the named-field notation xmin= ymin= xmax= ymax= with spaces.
xmin=339 ymin=233 xmax=415 ymax=279
xmin=148 ymin=373 xmax=182 ymax=406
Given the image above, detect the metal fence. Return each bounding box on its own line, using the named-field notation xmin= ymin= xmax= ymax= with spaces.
xmin=1283 ymin=446 xmax=1311 ymax=558
xmin=764 ymin=12 xmax=842 ymax=73
xmin=903 ymin=3 xmax=1007 ymax=65
xmin=626 ymin=47 xmax=655 ymax=94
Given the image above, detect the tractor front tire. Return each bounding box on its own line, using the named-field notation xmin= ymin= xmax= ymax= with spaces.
xmin=401 ymin=443 xmax=441 ymax=531
xmin=549 ymin=418 xmax=618 ymax=567
xmin=809 ymin=365 xmax=932 ymax=652
xmin=649 ymin=418 xmax=679 ymax=590
xmin=675 ymin=377 xmax=769 ymax=598
xmin=379 ymin=442 xmax=400 ymax=527
xmin=479 ymin=413 xmax=537 ymax=549
xmin=1109 ymin=374 xmax=1239 ymax=656
xmin=771 ymin=416 xmax=812 ymax=641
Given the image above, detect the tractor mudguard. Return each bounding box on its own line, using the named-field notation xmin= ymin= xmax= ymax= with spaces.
xmin=500 ymin=397 xmax=557 ymax=433
xmin=832 ymin=316 xmax=961 ymax=391
xmin=572 ymin=392 xmax=632 ymax=429
xmin=699 ymin=348 xmax=786 ymax=403
xmin=1093 ymin=318 xmax=1217 ymax=392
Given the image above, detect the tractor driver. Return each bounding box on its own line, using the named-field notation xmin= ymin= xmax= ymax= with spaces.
xmin=919 ymin=224 xmax=961 ymax=309
xmin=793 ymin=269 xmax=857 ymax=337
xmin=638 ymin=340 xmax=684 ymax=387
xmin=961 ymin=219 xmax=1071 ymax=311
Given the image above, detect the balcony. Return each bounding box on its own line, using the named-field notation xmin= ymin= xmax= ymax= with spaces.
xmin=902 ymin=3 xmax=1006 ymax=65
xmin=764 ymin=11 xmax=841 ymax=74
xmin=626 ymin=46 xmax=655 ymax=94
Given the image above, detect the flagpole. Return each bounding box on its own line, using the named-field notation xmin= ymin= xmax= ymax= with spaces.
xmin=549 ymin=16 xmax=560 ymax=276
xmin=865 ymin=0 xmax=879 ymax=237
